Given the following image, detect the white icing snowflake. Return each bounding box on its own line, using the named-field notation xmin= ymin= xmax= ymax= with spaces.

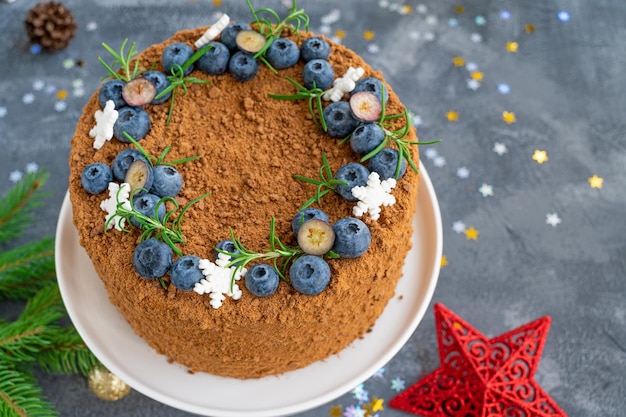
xmin=351 ymin=172 xmax=396 ymax=221
xmin=100 ymin=182 xmax=131 ymax=231
xmin=89 ymin=100 xmax=118 ymax=150
xmin=194 ymin=253 xmax=244 ymax=309
xmin=323 ymin=66 xmax=365 ymax=102
xmin=194 ymin=13 xmax=230 ymax=48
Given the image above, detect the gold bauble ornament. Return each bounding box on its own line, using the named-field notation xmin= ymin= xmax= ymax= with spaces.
xmin=87 ymin=367 xmax=131 ymax=401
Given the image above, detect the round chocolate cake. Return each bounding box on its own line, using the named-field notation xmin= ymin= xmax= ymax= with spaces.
xmin=68 ymin=10 xmax=419 ymax=379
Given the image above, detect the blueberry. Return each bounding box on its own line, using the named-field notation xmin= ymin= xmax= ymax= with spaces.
xmin=142 ymin=71 xmax=172 ymax=104
xmin=289 ymin=255 xmax=331 ymax=295
xmin=170 ymin=255 xmax=204 ymax=291
xmin=112 ymin=148 xmax=149 ymax=182
xmin=369 ymin=148 xmax=406 ymax=180
xmin=196 ymin=41 xmax=230 ymax=75
xmin=113 ymin=106 xmax=151 ymax=142
xmin=162 ymin=42 xmax=195 ymax=76
xmin=332 ymin=217 xmax=371 ymax=258
xmin=323 ymin=101 xmax=359 ymax=138
xmin=228 ymin=51 xmax=259 ymax=82
xmin=245 ymin=264 xmax=279 ymax=297
xmin=265 ymin=38 xmax=300 ymax=70
xmin=215 ymin=239 xmax=240 ymax=263
xmin=303 ymin=59 xmax=334 ymax=90
xmin=98 ymin=79 xmax=127 ymax=109
xmin=334 ymin=162 xmax=370 ymax=201
xmin=291 ymin=208 xmax=330 ymax=236
xmin=131 ymin=193 xmax=166 ymax=227
xmin=350 ymin=123 xmax=386 ymax=156
xmin=300 ymin=37 xmax=331 ymax=63
xmin=132 ymin=238 xmax=172 ymax=279
xmin=351 ymin=77 xmax=388 ymax=105
xmin=220 ymin=22 xmax=252 ymax=52
xmin=150 ymin=165 xmax=183 ymax=197
xmin=81 ymin=162 xmax=112 ymax=194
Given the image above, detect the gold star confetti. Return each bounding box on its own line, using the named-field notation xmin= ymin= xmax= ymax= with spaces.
xmin=363 ymin=397 xmax=385 ymax=416
xmin=401 ymin=5 xmax=413 ymax=14
xmin=363 ymin=30 xmax=375 ymax=41
xmin=56 ymin=89 xmax=68 ymax=100
xmin=470 ymin=71 xmax=484 ymax=81
xmin=441 ymin=255 xmax=448 ymax=268
xmin=453 ymin=321 xmax=463 ymax=330
xmin=465 ymin=227 xmax=479 ymax=240
xmin=212 ymin=0 xmax=222 ymax=5
xmin=506 ymin=41 xmax=519 ymax=52
xmin=588 ymin=175 xmax=604 ymax=189
xmin=328 ymin=405 xmax=343 ymax=417
xmin=454 ymin=5 xmax=465 ymax=13
xmin=335 ymin=29 xmax=346 ymax=39
xmin=524 ymin=23 xmax=536 ymax=33
xmin=502 ymin=111 xmax=516 ymax=124
xmin=452 ymin=56 xmax=465 ymax=67
xmin=446 ymin=110 xmax=459 ymax=122
xmin=532 ymin=150 xmax=549 ymax=164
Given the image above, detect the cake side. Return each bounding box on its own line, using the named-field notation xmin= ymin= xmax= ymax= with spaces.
xmin=68 ymin=27 xmax=419 ymax=378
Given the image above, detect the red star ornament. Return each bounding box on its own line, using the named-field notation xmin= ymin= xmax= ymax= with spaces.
xmin=390 ymin=303 xmax=568 ymax=417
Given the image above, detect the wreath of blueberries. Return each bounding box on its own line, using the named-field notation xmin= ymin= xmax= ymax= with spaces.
xmin=81 ymin=0 xmax=434 ymax=301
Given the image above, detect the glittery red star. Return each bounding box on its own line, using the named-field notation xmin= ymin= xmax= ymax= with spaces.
xmin=390 ymin=303 xmax=568 ymax=417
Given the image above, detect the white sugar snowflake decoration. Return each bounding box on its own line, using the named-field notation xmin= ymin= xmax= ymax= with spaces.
xmin=100 ymin=182 xmax=131 ymax=231
xmin=89 ymin=100 xmax=118 ymax=150
xmin=195 ymin=253 xmax=244 ymax=309
xmin=351 ymin=172 xmax=396 ymax=221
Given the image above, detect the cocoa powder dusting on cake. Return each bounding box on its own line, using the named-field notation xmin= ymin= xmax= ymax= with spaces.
xmin=68 ymin=27 xmax=419 ymax=378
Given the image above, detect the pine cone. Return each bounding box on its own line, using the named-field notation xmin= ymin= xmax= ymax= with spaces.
xmin=25 ymin=2 xmax=77 ymax=51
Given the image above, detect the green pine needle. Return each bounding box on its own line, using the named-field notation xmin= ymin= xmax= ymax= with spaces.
xmin=0 ymin=363 xmax=59 ymax=417
xmin=0 ymin=237 xmax=55 ymax=301
xmin=0 ymin=171 xmax=49 ymax=244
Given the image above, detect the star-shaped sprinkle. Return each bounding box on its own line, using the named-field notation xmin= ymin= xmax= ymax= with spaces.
xmin=63 ymin=58 xmax=75 ymax=69
xmin=33 ymin=80 xmax=45 ymax=91
xmin=452 ymin=56 xmax=465 ymax=67
xmin=424 ymin=148 xmax=438 ymax=160
xmin=335 ymin=29 xmax=346 ymax=39
xmin=588 ymin=174 xmax=603 ymax=189
xmin=506 ymin=41 xmax=519 ymax=52
xmin=54 ymin=101 xmax=67 ymax=112
xmin=497 ymin=83 xmax=511 ymax=94
xmin=86 ymin=21 xmax=98 ymax=31
xmin=425 ymin=15 xmax=438 ymax=25
xmin=423 ymin=32 xmax=435 ymax=41
xmin=479 ymin=183 xmax=494 ymax=197
xmin=500 ymin=9 xmax=511 ymax=20
xmin=502 ymin=111 xmax=516 ymax=124
xmin=367 ymin=43 xmax=380 ymax=54
xmin=89 ymin=100 xmax=119 ymax=150
xmin=352 ymin=172 xmax=396 ymax=221
xmin=433 ymin=156 xmax=446 ymax=167
xmin=475 ymin=15 xmax=486 ymax=26
xmin=391 ymin=377 xmax=406 ymax=392
xmin=363 ymin=397 xmax=384 ymax=416
xmin=25 ymin=162 xmax=39 ymax=173
xmin=525 ymin=23 xmax=536 ymax=33
xmin=0 ymin=106 xmax=7 ymax=118
xmin=9 ymin=170 xmax=23 ymax=183
xmin=440 ymin=255 xmax=448 ymax=268
xmin=344 ymin=405 xmax=365 ymax=417
xmin=416 ymin=4 xmax=427 ymax=14
xmin=465 ymin=227 xmax=479 ymax=240
xmin=30 ymin=44 xmax=42 ymax=54
xmin=456 ymin=167 xmax=470 ymax=179
xmin=454 ymin=5 xmax=464 ymax=13
xmin=467 ymin=79 xmax=481 ymax=91
xmin=363 ymin=30 xmax=375 ymax=40
xmin=493 ymin=142 xmax=508 ymax=155
xmin=470 ymin=71 xmax=483 ymax=81
xmin=446 ymin=110 xmax=459 ymax=122
xmin=452 ymin=221 xmax=466 ymax=233
xmin=532 ymin=149 xmax=549 ymax=164
xmin=400 ymin=5 xmax=413 ymax=15
xmin=465 ymin=62 xmax=478 ymax=72
xmin=448 ymin=18 xmax=459 ymax=27
xmin=470 ymin=33 xmax=483 ymax=43
xmin=195 ymin=253 xmax=244 ymax=309
xmin=546 ymin=213 xmax=561 ymax=227
xmin=329 ymin=405 xmax=343 ymax=417
xmin=558 ymin=10 xmax=570 ymax=22
xmin=22 ymin=93 xmax=35 ymax=104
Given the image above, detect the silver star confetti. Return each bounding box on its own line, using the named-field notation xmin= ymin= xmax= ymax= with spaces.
xmin=479 ymin=183 xmax=494 ymax=197
xmin=453 ymin=221 xmax=466 ymax=233
xmin=457 ymin=167 xmax=470 ymax=179
xmin=546 ymin=213 xmax=561 ymax=227
xmin=493 ymin=142 xmax=508 ymax=155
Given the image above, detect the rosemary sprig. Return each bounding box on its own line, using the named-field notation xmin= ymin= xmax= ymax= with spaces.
xmin=122 ymin=132 xmax=201 ymax=167
xmin=292 ymin=153 xmax=348 ymax=210
xmin=98 ymin=39 xmax=141 ymax=82
xmin=246 ymin=0 xmax=309 ymax=70
xmin=154 ymin=43 xmax=214 ymax=125
xmin=107 ymin=187 xmax=210 ymax=257
xmin=222 ymin=217 xmax=302 ymax=290
xmin=268 ymin=77 xmax=327 ymax=131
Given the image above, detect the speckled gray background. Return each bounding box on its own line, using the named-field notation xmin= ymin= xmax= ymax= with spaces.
xmin=1 ymin=0 xmax=625 ymax=416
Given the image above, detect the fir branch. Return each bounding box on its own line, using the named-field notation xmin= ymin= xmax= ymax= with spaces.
xmin=0 ymin=237 xmax=55 ymax=301
xmin=0 ymin=171 xmax=49 ymax=244
xmin=34 ymin=327 xmax=100 ymax=377
xmin=0 ymin=363 xmax=58 ymax=417
xmin=292 ymin=153 xmax=347 ymax=210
